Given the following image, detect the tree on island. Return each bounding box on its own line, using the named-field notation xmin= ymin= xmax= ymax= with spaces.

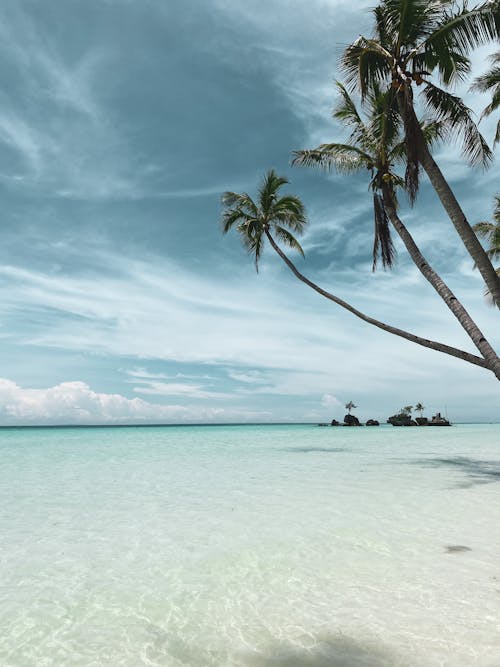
xmin=220 ymin=172 xmax=492 ymax=372
xmin=415 ymin=402 xmax=425 ymax=418
xmin=340 ymin=0 xmax=500 ymax=307
xmin=402 ymin=405 xmax=413 ymax=417
xmin=345 ymin=401 xmax=357 ymax=414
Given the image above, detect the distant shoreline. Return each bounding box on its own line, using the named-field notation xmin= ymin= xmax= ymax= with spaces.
xmin=0 ymin=421 xmax=498 ymax=430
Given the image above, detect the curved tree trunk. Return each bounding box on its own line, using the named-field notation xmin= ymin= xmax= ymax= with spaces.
xmin=264 ymin=229 xmax=490 ymax=373
xmin=402 ymin=98 xmax=500 ymax=308
xmin=382 ymin=185 xmax=500 ymax=380
xmin=419 ymin=144 xmax=500 ymax=308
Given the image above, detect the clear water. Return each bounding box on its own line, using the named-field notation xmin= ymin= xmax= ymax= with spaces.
xmin=0 ymin=423 xmax=499 ymax=666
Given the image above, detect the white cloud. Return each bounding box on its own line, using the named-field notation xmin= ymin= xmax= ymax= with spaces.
xmin=321 ymin=394 xmax=343 ymax=408
xmin=0 ymin=378 xmax=269 ymax=425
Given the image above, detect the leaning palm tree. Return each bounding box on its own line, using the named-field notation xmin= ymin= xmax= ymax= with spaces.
xmin=415 ymin=402 xmax=425 ymax=417
xmin=293 ymin=85 xmax=500 ymax=378
xmin=221 ymin=170 xmax=492 ymax=373
xmin=471 ymin=52 xmax=500 ymax=145
xmin=341 ymin=0 xmax=500 ymax=307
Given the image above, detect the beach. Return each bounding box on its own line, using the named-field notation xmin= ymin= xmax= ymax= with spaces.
xmin=1 ymin=423 xmax=499 ymax=666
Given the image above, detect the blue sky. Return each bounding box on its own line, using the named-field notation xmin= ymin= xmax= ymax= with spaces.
xmin=0 ymin=0 xmax=499 ymax=424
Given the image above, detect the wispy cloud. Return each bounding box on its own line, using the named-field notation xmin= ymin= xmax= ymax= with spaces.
xmin=1 ymin=241 xmax=498 ymax=421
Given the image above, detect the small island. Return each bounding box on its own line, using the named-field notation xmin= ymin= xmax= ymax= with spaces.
xmin=319 ymin=401 xmax=451 ymax=427
xmin=387 ymin=404 xmax=451 ymax=426
xmin=318 ymin=401 xmax=379 ymax=427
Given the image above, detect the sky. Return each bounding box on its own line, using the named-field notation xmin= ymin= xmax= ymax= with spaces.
xmin=0 ymin=0 xmax=499 ymax=425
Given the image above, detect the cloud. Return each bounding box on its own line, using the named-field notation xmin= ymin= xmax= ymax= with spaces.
xmin=0 ymin=378 xmax=269 ymax=425
xmin=1 ymin=243 xmax=498 ymax=386
xmin=132 ymin=380 xmax=234 ymax=400
xmin=321 ymin=394 xmax=343 ymax=408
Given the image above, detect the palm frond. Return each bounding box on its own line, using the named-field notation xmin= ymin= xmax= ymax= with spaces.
xmin=374 ymin=5 xmax=397 ymax=47
xmin=392 ymin=0 xmax=439 ymax=53
xmin=424 ymin=1 xmax=500 ymax=66
xmin=471 ymin=60 xmax=500 ymax=95
xmin=333 ymin=82 xmax=371 ymax=147
xmin=238 ymin=222 xmax=265 ymax=272
xmin=494 ymin=119 xmax=500 ymax=146
xmin=481 ymin=88 xmax=500 ymax=118
xmin=273 ymin=226 xmax=305 ymax=257
xmin=259 ymin=170 xmax=289 ymax=213
xmin=473 ymin=220 xmax=496 ymax=238
xmin=472 ymin=68 xmax=500 ymax=93
xmin=292 ymin=144 xmax=372 ymax=173
xmin=398 ymin=88 xmax=422 ymax=204
xmin=494 ymin=195 xmax=500 ymax=225
xmin=422 ymin=83 xmax=492 ymax=166
xmin=421 ymin=117 xmax=448 ymax=146
xmin=372 ymin=191 xmax=397 ymax=270
xmin=340 ymin=37 xmax=392 ymax=97
xmin=388 ymin=118 xmax=445 ymax=167
xmin=221 ymin=191 xmax=258 ymax=214
xmin=220 ymin=208 xmax=251 ymax=234
xmin=270 ymin=195 xmax=307 ymax=232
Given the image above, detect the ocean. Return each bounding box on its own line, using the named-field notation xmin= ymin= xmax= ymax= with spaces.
xmin=0 ymin=423 xmax=499 ymax=666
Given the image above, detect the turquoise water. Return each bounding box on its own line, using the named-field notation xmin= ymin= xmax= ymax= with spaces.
xmin=0 ymin=423 xmax=499 ymax=666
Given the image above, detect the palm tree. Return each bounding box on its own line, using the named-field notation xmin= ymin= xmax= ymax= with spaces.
xmin=293 ymin=85 xmax=500 ymax=379
xmin=415 ymin=402 xmax=425 ymax=417
xmin=471 ymin=52 xmax=500 ymax=145
xmin=221 ymin=169 xmax=306 ymax=272
xmin=341 ymin=0 xmax=500 ymax=307
xmin=220 ymin=170 xmax=491 ymax=372
xmin=345 ymin=401 xmax=357 ymax=414
xmin=402 ymin=405 xmax=413 ymax=416
xmin=294 ymin=82 xmax=404 ymax=272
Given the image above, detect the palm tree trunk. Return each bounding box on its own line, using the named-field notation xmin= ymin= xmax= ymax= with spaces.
xmin=382 ymin=185 xmax=500 ymax=380
xmin=403 ymin=100 xmax=500 ymax=308
xmin=264 ymin=229 xmax=490 ymax=372
xmin=419 ymin=145 xmax=500 ymax=308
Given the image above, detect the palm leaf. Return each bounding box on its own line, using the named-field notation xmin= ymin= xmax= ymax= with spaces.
xmin=340 ymin=38 xmax=392 ymax=97
xmin=424 ymin=2 xmax=500 ymax=68
xmin=259 ymin=170 xmax=289 ymax=213
xmin=221 ymin=208 xmax=253 ymax=234
xmin=221 ymin=191 xmax=259 ymax=216
xmin=422 ymin=83 xmax=492 ymax=166
xmin=333 ymin=82 xmax=371 ymax=146
xmin=270 ymin=195 xmax=307 ymax=232
xmin=273 ymin=226 xmax=305 ymax=257
xmin=372 ymin=191 xmax=397 ymax=270
xmin=292 ymin=144 xmax=372 ymax=173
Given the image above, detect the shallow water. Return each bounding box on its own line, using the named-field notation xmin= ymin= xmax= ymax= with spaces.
xmin=0 ymin=423 xmax=499 ymax=666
